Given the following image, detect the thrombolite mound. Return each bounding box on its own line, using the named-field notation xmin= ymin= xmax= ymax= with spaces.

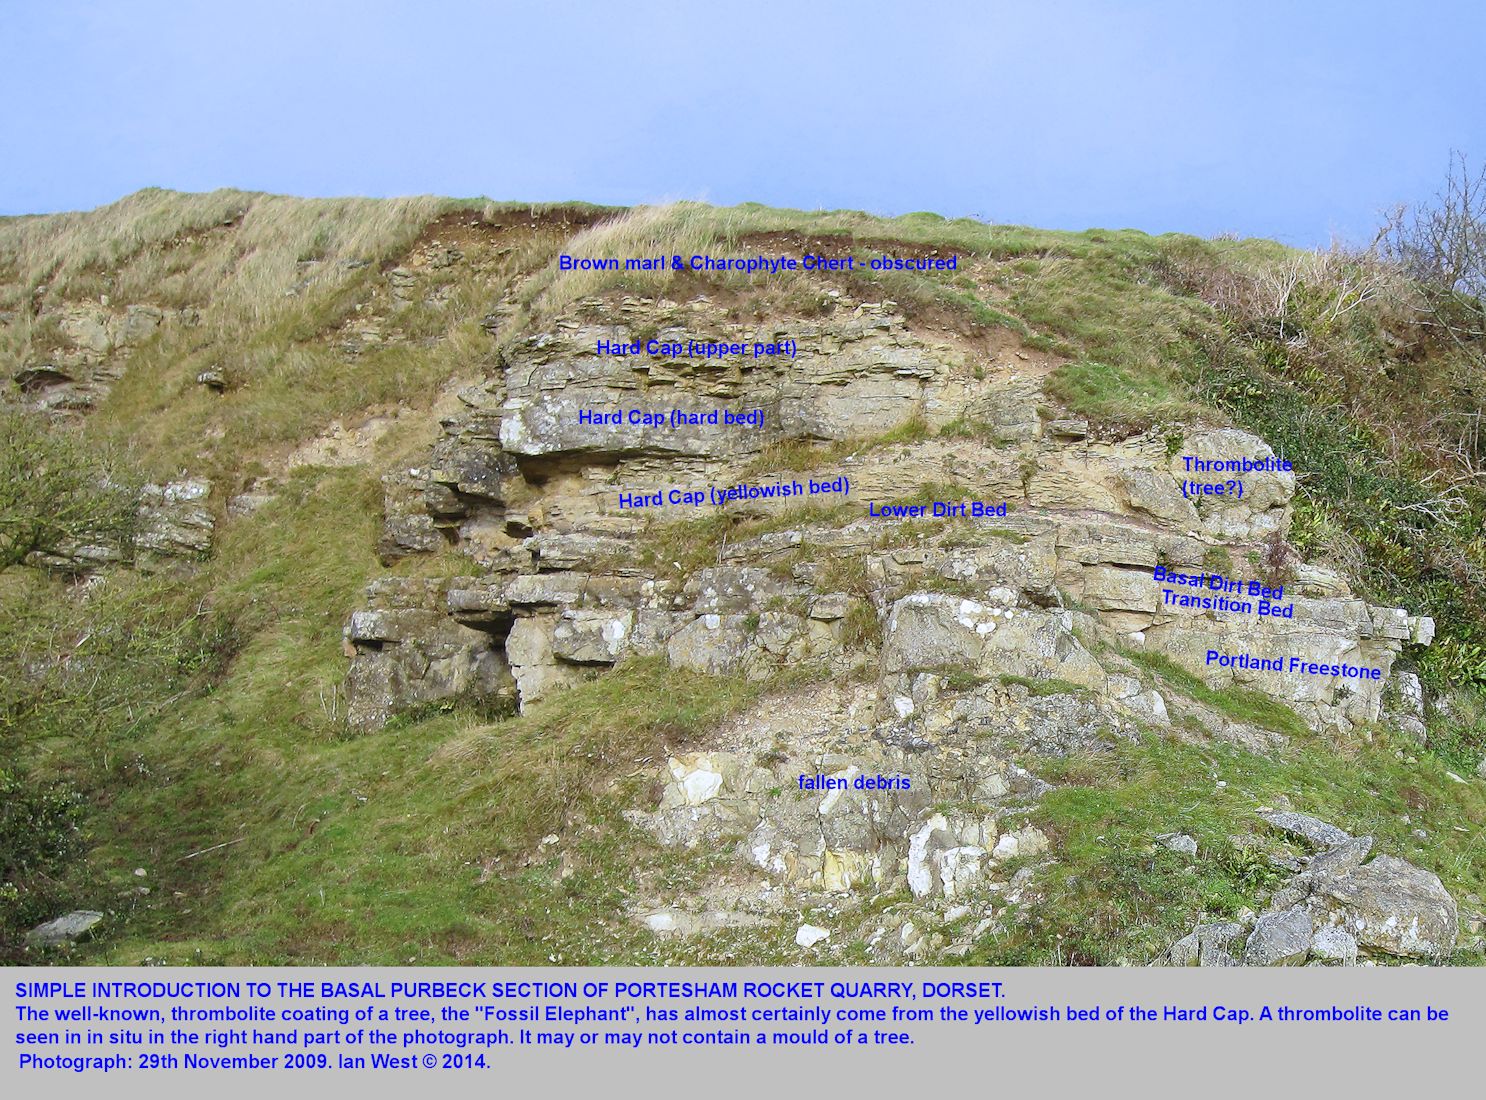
xmin=3 ymin=192 xmax=1481 ymax=965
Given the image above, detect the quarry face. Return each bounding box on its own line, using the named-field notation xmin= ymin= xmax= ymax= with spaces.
xmin=6 ymin=203 xmax=1466 ymax=967
xmin=329 ymin=266 xmax=1445 ymax=963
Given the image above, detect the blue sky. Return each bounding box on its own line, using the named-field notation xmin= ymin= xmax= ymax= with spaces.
xmin=4 ymin=1 xmax=1483 ymax=245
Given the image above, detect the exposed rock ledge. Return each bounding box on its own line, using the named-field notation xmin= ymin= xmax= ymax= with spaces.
xmin=344 ymin=292 xmax=1432 ymax=740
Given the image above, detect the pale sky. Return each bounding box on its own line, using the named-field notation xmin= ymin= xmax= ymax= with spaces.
xmin=4 ymin=0 xmax=1484 ymax=245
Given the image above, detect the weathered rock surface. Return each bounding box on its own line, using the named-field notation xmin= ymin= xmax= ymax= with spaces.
xmin=1164 ymin=812 xmax=1460 ymax=965
xmin=1306 ymin=835 xmax=1374 ymax=881
xmin=1172 ymin=428 xmax=1296 ymax=540
xmin=134 ymin=479 xmax=215 ymax=568
xmin=8 ymin=302 xmax=180 ymax=413
xmin=26 ymin=911 xmax=103 ymax=947
xmin=28 ymin=478 xmax=215 ymax=573
xmin=1167 ymin=921 xmax=1246 ymax=967
xmin=1258 ymin=810 xmax=1352 ymax=850
xmin=340 ymin=292 xmax=1433 ymax=740
xmin=1243 ymin=906 xmax=1312 ymax=966
xmin=344 ymin=578 xmax=514 ymax=730
xmin=1309 ymin=926 xmax=1359 ymax=965
xmin=1313 ymin=855 xmax=1458 ymax=959
xmin=878 ymin=592 xmax=1105 ymax=719
xmin=1157 ymin=832 xmax=1198 ymax=856
xmin=621 ymin=679 xmax=1070 ymax=905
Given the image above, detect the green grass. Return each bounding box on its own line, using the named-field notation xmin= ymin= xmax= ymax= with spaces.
xmin=1117 ymin=646 xmax=1310 ymax=738
xmin=90 ymin=319 xmax=483 ymax=483
xmin=1192 ymin=345 xmax=1486 ymax=683
xmin=43 ymin=508 xmax=767 ymax=968
xmin=998 ymin=673 xmax=1093 ymax=698
xmin=970 ymin=728 xmax=1486 ymax=965
xmin=77 ymin=656 xmax=763 ymax=964
xmin=219 ymin=659 xmax=755 ymax=965
xmin=936 ymin=415 xmax=1013 ymax=446
xmin=1045 ymin=360 xmax=1186 ymax=426
xmin=1203 ymin=544 xmax=1236 ymax=574
xmin=1147 ymin=235 xmax=1486 ymax=735
xmin=1003 ymin=237 xmax=1227 ymax=426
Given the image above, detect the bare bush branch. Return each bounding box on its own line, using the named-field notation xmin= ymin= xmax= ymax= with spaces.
xmin=1380 ymin=151 xmax=1486 ymax=362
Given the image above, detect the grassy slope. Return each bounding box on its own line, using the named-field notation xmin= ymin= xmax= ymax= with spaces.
xmin=1008 ymin=729 xmax=1486 ymax=965
xmin=20 ymin=467 xmax=762 ymax=964
xmin=3 ymin=192 xmax=1483 ymax=964
xmin=1 ymin=189 xmax=621 ymax=483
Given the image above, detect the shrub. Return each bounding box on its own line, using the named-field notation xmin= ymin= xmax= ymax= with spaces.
xmin=0 ymin=765 xmax=86 ymax=958
xmin=0 ymin=410 xmax=138 ymax=569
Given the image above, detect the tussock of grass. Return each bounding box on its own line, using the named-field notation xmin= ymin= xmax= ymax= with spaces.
xmin=2 ymin=190 xmax=613 ymax=484
xmin=841 ymin=601 xmax=883 ymax=650
xmin=514 ymin=200 xmax=1143 ymax=333
xmin=936 ymin=415 xmax=1011 ymax=446
xmin=1118 ymin=646 xmax=1309 ymax=738
xmin=998 ymin=673 xmax=1093 ymax=698
xmin=875 ymin=412 xmax=931 ymax=446
xmin=813 ymin=553 xmax=869 ymax=595
xmin=0 ymin=189 xmax=460 ymax=316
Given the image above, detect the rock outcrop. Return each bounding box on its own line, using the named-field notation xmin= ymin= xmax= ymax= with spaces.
xmin=325 ymin=286 xmax=1465 ymax=957
xmin=27 ymin=478 xmax=215 ymax=573
xmin=5 ymin=198 xmax=1470 ymax=968
xmin=616 ymin=675 xmax=1067 ymax=950
xmin=25 ymin=910 xmax=104 ymax=947
xmin=344 ymin=577 xmax=516 ymax=730
xmin=344 ymin=291 xmax=1430 ymax=742
xmin=9 ymin=302 xmax=175 ymax=413
xmin=1165 ymin=811 xmax=1459 ymax=965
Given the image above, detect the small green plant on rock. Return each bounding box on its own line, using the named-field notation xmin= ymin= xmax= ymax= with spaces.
xmin=841 ymin=602 xmax=882 ymax=649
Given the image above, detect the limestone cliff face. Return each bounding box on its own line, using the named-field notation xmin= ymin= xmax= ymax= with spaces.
xmin=334 ymin=284 xmax=1451 ymax=961
xmin=347 ymin=289 xmax=1431 ymax=742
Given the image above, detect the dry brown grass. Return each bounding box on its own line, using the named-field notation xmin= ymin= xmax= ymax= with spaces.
xmin=0 ymin=188 xmax=469 ymax=318
xmin=0 ymin=190 xmax=607 ymax=481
